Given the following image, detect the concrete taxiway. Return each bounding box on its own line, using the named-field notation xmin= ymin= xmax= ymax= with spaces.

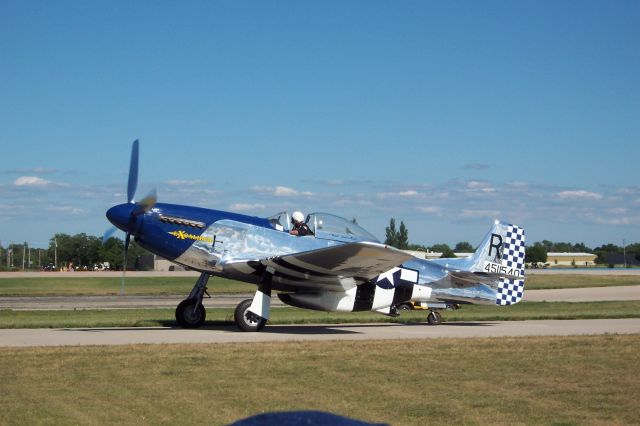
xmin=1 ymin=319 xmax=639 ymax=347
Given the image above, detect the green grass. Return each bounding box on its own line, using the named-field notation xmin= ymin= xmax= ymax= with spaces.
xmin=0 ymin=335 xmax=638 ymax=425
xmin=525 ymin=273 xmax=640 ymax=289
xmin=1 ymin=301 xmax=639 ymax=329
xmin=0 ymin=273 xmax=638 ymax=297
xmin=0 ymin=276 xmax=255 ymax=296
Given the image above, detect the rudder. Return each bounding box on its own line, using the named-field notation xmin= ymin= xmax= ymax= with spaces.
xmin=468 ymin=221 xmax=526 ymax=305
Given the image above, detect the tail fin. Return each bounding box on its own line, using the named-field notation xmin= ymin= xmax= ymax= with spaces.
xmin=468 ymin=220 xmax=526 ymax=305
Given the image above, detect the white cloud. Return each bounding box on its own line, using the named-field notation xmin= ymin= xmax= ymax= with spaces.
xmin=229 ymin=203 xmax=266 ymax=212
xmin=45 ymin=206 xmax=85 ymax=215
xmin=464 ymin=180 xmax=496 ymax=193
xmin=250 ymin=185 xmax=312 ymax=198
xmin=14 ymin=176 xmax=52 ymax=186
xmin=274 ymin=186 xmax=298 ymax=197
xmin=606 ymin=208 xmax=628 ymax=214
xmin=417 ymin=206 xmax=442 ymax=215
xmin=556 ymin=190 xmax=603 ymax=200
xmin=165 ymin=179 xmax=207 ymax=186
xmin=459 ymin=209 xmax=501 ymax=219
xmin=376 ymin=190 xmax=419 ymax=199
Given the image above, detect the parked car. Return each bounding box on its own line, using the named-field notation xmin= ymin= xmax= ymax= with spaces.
xmin=93 ymin=262 xmax=111 ymax=271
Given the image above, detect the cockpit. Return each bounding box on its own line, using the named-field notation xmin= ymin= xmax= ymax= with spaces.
xmin=267 ymin=211 xmax=380 ymax=243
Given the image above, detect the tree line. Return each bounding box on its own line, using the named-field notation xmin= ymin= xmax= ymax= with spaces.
xmin=384 ymin=218 xmax=639 ymax=264
xmin=384 ymin=218 xmax=475 ymax=258
xmin=0 ymin=233 xmax=152 ymax=271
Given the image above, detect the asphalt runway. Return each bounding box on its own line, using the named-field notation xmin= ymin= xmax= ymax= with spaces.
xmin=1 ymin=319 xmax=639 ymax=347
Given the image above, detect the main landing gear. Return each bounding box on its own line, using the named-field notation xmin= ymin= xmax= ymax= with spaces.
xmin=175 ymin=272 xmax=273 ymax=332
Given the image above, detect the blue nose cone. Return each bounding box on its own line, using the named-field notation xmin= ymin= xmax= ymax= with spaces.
xmin=106 ymin=203 xmax=137 ymax=233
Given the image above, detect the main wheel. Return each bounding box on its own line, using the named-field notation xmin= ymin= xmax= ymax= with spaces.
xmin=175 ymin=299 xmax=206 ymax=328
xmin=397 ymin=303 xmax=413 ymax=311
xmin=427 ymin=310 xmax=442 ymax=325
xmin=234 ymin=299 xmax=267 ymax=332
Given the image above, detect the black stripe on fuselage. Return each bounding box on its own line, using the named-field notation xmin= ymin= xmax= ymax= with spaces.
xmin=352 ymin=281 xmax=376 ymax=311
xmin=392 ymin=282 xmax=415 ymax=306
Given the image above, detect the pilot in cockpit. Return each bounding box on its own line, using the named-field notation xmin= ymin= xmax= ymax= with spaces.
xmin=290 ymin=211 xmax=313 ymax=236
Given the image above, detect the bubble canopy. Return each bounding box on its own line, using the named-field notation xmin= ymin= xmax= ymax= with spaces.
xmin=306 ymin=212 xmax=380 ymax=243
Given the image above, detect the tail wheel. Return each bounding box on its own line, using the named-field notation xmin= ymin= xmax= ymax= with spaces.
xmin=234 ymin=299 xmax=267 ymax=332
xmin=427 ymin=311 xmax=442 ymax=325
xmin=175 ymin=299 xmax=206 ymax=328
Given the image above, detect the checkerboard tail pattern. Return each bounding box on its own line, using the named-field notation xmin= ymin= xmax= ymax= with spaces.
xmin=496 ymin=224 xmax=525 ymax=306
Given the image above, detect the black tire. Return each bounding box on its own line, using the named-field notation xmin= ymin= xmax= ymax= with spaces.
xmin=234 ymin=299 xmax=267 ymax=332
xmin=175 ymin=299 xmax=206 ymax=328
xmin=427 ymin=311 xmax=442 ymax=325
xmin=397 ymin=303 xmax=413 ymax=311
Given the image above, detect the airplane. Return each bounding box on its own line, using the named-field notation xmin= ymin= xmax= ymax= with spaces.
xmin=106 ymin=140 xmax=526 ymax=332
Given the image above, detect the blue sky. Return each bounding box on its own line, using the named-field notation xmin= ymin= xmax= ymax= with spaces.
xmin=1 ymin=1 xmax=639 ymax=249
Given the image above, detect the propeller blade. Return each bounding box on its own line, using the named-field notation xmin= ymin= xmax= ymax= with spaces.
xmin=102 ymin=227 xmax=117 ymax=244
xmin=127 ymin=140 xmax=139 ymax=204
xmin=133 ymin=188 xmax=157 ymax=215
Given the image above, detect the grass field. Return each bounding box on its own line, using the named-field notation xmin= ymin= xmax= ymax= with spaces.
xmin=0 ymin=335 xmax=638 ymax=425
xmin=1 ymin=301 xmax=639 ymax=329
xmin=0 ymin=273 xmax=638 ymax=297
xmin=0 ymin=275 xmax=255 ymax=296
xmin=525 ymin=273 xmax=640 ymax=289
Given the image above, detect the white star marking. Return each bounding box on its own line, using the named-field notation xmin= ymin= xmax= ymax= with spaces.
xmin=376 ymin=267 xmax=400 ymax=286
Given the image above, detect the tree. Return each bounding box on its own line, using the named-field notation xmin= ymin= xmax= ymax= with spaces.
xmin=429 ymin=243 xmax=451 ymax=254
xmin=525 ymin=244 xmax=547 ymax=264
xmin=384 ymin=218 xmax=398 ymax=247
xmin=384 ymin=218 xmax=409 ymax=249
xmin=454 ymin=241 xmax=474 ymax=252
xmin=440 ymin=247 xmax=456 ymax=258
xmin=397 ymin=221 xmax=409 ymax=250
xmin=593 ymin=244 xmax=621 ymax=265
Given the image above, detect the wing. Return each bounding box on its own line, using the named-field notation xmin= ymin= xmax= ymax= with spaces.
xmin=269 ymin=241 xmax=412 ymax=280
xmin=221 ymin=241 xmax=413 ymax=292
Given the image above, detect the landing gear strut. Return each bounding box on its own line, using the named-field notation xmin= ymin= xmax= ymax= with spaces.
xmin=427 ymin=310 xmax=443 ymax=325
xmin=175 ymin=273 xmax=209 ymax=328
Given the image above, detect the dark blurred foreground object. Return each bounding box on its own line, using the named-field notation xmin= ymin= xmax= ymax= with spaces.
xmin=229 ymin=410 xmax=388 ymax=426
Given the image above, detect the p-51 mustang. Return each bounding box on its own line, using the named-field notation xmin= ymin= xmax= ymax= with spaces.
xmin=106 ymin=141 xmax=526 ymax=331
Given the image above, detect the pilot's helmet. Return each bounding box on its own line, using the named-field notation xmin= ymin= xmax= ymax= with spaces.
xmin=292 ymin=211 xmax=304 ymax=224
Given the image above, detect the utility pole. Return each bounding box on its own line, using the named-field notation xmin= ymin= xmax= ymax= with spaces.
xmin=28 ymin=244 xmax=31 ymax=269
xmin=22 ymin=243 xmax=26 ymax=270
xmin=54 ymin=237 xmax=58 ymax=269
xmin=623 ymin=239 xmax=627 ymax=268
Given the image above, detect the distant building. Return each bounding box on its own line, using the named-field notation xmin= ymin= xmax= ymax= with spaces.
xmin=547 ymin=252 xmax=597 ymax=267
xmin=403 ymin=250 xmax=472 ymax=259
xmin=154 ymin=255 xmax=188 ymax=271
